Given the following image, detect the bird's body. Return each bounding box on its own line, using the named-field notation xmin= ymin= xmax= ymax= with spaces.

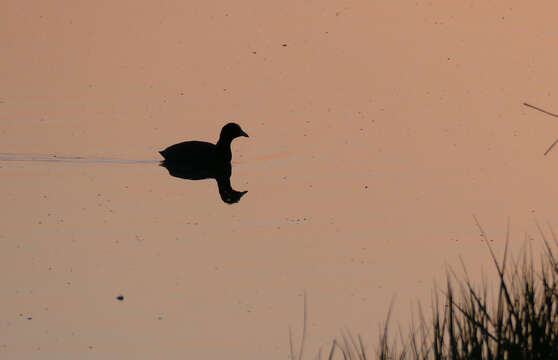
xmin=159 ymin=140 xmax=221 ymax=165
xmin=159 ymin=123 xmax=248 ymax=163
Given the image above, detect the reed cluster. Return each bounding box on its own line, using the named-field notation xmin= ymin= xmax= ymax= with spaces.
xmin=293 ymin=222 xmax=558 ymax=360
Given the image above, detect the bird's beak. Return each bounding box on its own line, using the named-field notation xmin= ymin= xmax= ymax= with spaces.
xmin=240 ymin=130 xmax=249 ymax=138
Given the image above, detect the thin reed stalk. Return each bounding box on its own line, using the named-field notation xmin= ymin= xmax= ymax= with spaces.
xmin=306 ymin=222 xmax=558 ymax=359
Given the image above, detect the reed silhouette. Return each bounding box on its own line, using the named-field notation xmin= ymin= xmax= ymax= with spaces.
xmin=294 ymin=220 xmax=558 ymax=360
xmin=159 ymin=123 xmax=249 ymax=204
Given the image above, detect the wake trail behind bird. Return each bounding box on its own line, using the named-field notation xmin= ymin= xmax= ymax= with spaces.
xmin=0 ymin=153 xmax=159 ymax=164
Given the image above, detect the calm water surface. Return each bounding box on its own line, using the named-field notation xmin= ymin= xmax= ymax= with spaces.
xmin=2 ymin=1 xmax=558 ymax=359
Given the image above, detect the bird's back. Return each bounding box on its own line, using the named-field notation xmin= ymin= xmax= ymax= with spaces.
xmin=159 ymin=141 xmax=217 ymax=163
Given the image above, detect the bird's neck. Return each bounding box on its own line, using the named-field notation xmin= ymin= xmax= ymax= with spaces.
xmin=215 ymin=138 xmax=233 ymax=162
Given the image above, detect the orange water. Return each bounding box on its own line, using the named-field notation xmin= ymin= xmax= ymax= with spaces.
xmin=2 ymin=1 xmax=558 ymax=359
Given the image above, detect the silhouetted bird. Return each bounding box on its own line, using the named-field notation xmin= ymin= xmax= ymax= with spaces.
xmin=159 ymin=123 xmax=249 ymax=163
xmin=159 ymin=123 xmax=249 ymax=204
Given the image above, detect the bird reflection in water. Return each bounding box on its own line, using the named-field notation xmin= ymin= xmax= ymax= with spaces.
xmin=160 ymin=160 xmax=247 ymax=204
xmin=159 ymin=123 xmax=249 ymax=204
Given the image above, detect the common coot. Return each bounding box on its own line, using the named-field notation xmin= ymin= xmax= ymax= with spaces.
xmin=159 ymin=123 xmax=249 ymax=163
xmin=159 ymin=123 xmax=249 ymax=204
